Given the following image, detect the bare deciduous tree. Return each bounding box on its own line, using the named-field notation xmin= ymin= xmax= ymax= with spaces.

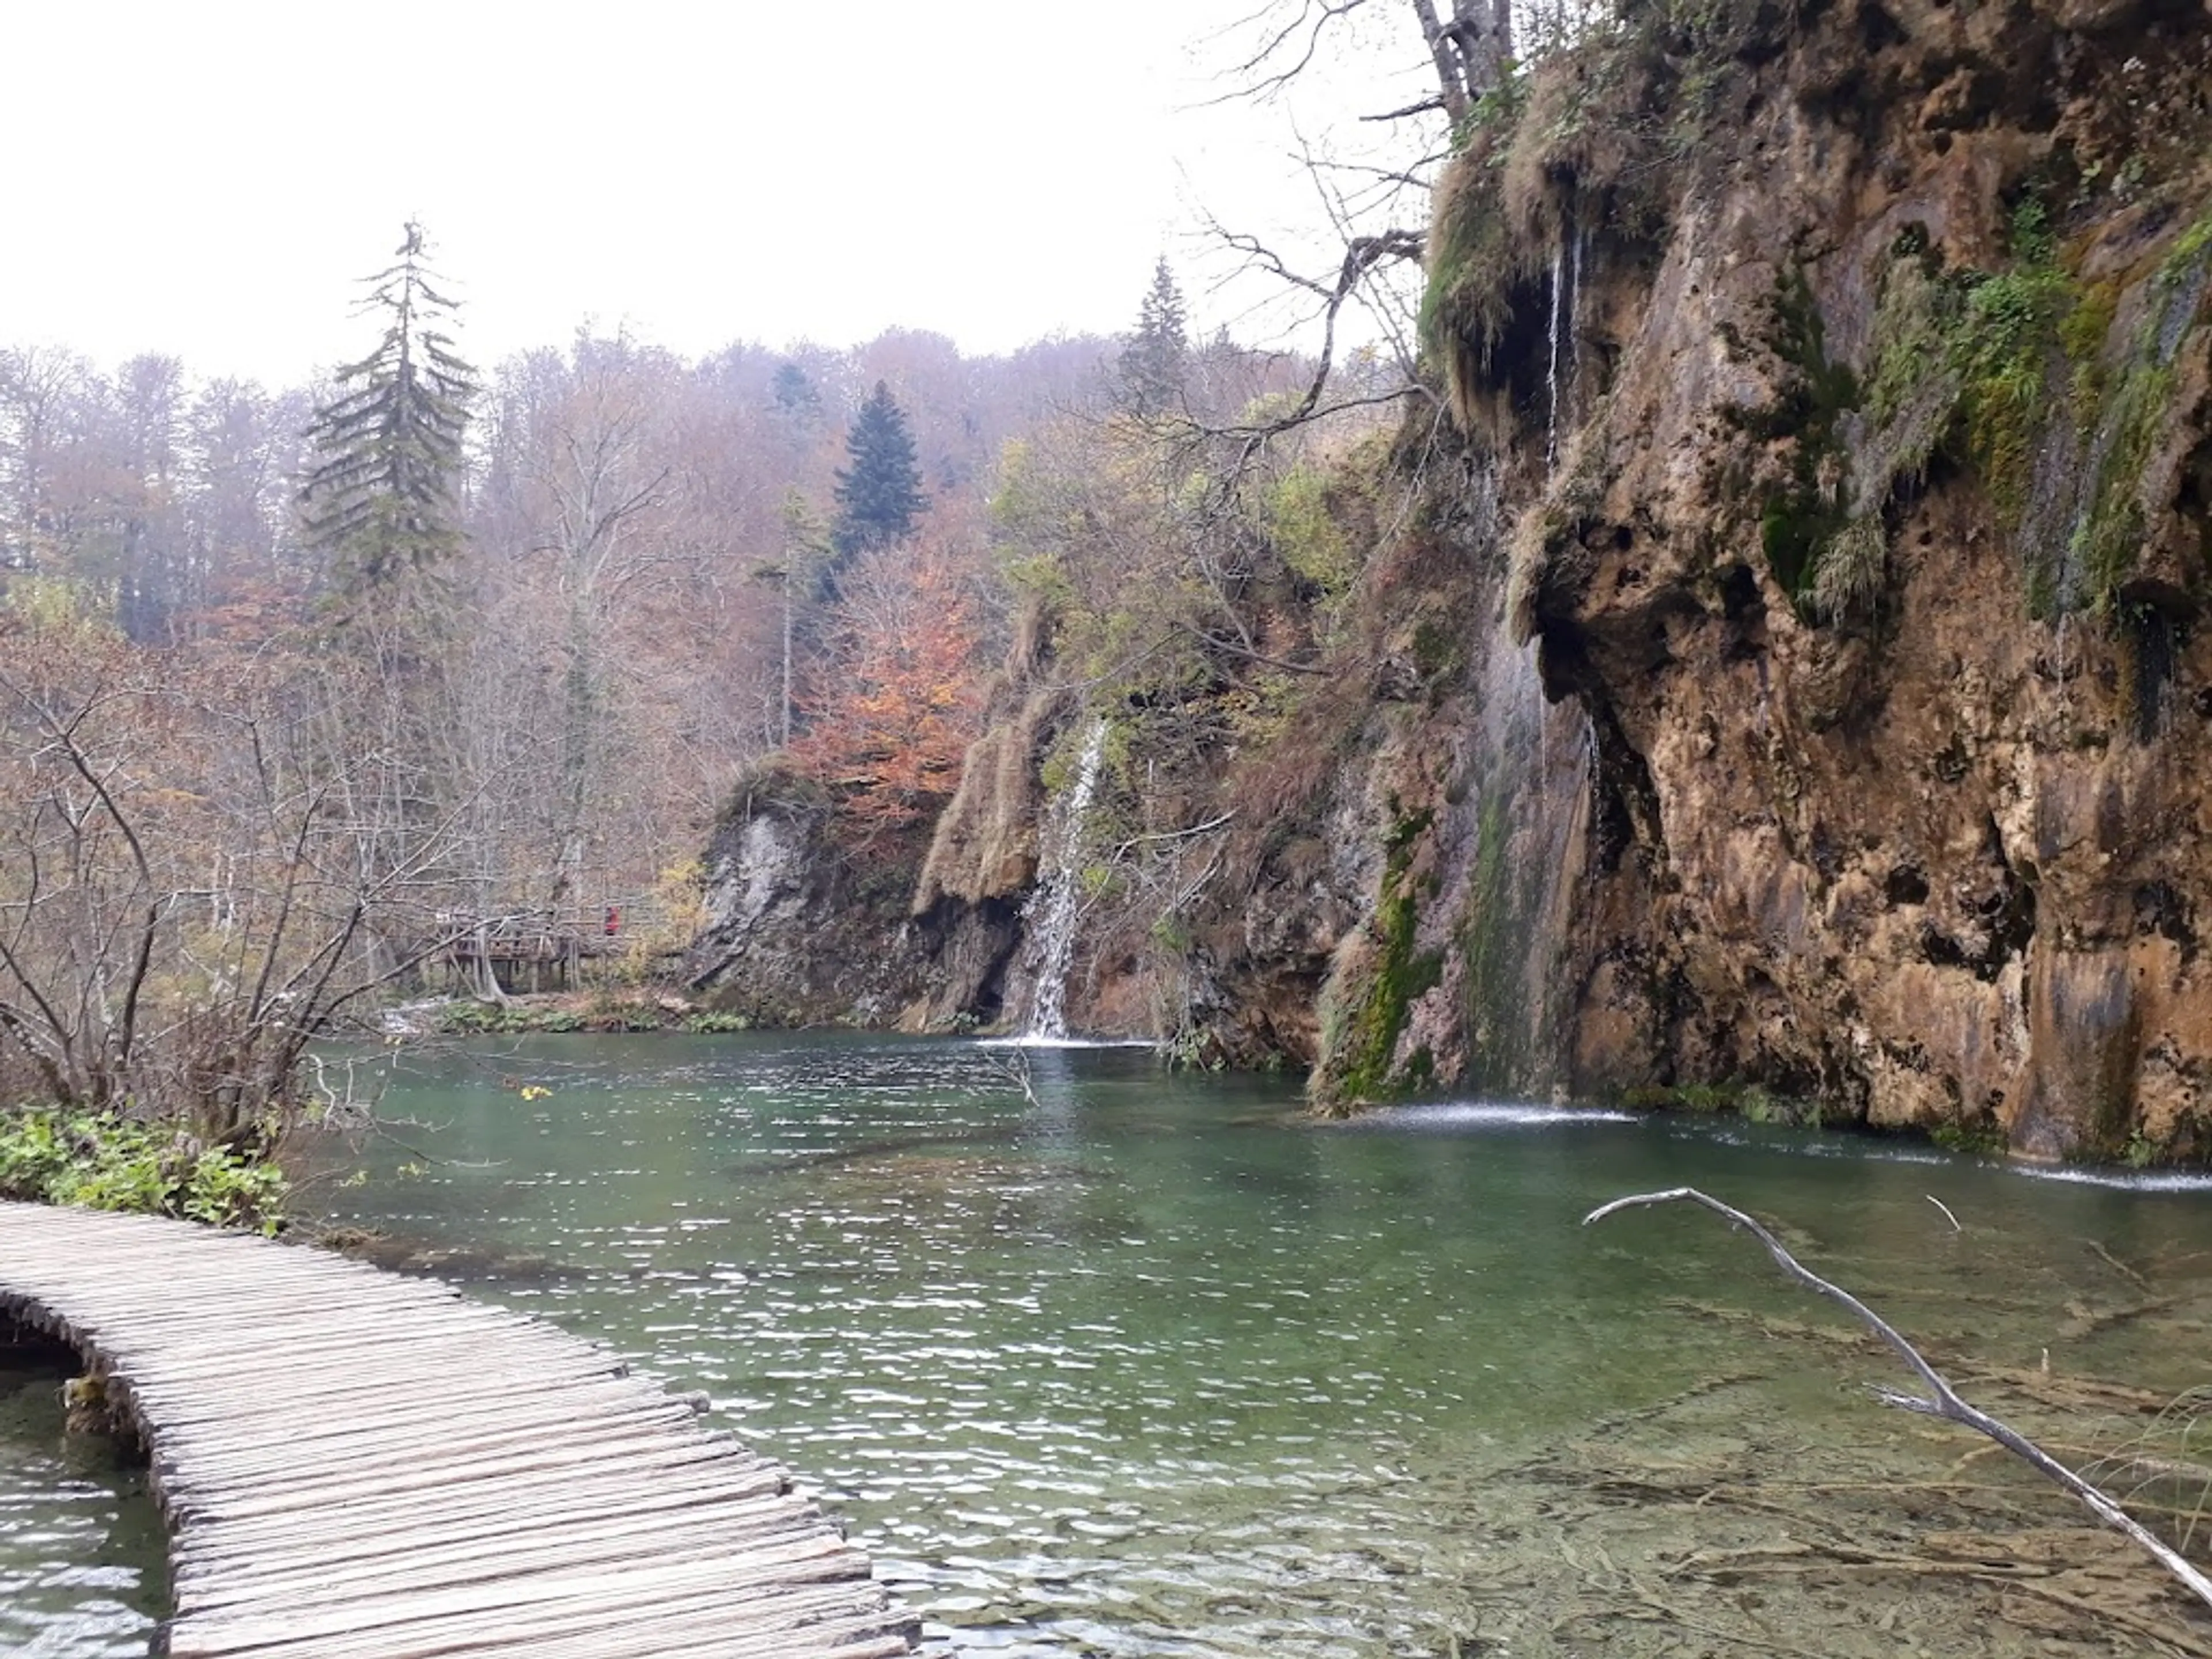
xmin=0 ymin=607 xmax=474 ymax=1144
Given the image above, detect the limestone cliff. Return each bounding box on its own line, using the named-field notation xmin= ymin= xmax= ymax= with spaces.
xmin=1433 ymin=0 xmax=2212 ymax=1159
xmin=1430 ymin=0 xmax=2212 ymax=1157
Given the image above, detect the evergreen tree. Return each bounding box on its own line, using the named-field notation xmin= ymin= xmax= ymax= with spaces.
xmin=830 ymin=381 xmax=926 ymax=560
xmin=298 ymin=222 xmax=476 ymax=597
xmin=770 ymin=361 xmax=823 ymax=427
xmin=1119 ymin=257 xmax=1189 ymax=418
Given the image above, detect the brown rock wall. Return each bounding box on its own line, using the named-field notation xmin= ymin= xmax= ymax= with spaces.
xmin=1472 ymin=0 xmax=2212 ymax=1154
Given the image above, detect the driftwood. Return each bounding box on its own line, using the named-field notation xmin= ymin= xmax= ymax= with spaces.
xmin=1585 ymin=1185 xmax=2212 ymax=1616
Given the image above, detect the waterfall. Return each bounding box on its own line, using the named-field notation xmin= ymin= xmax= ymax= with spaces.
xmin=1546 ymin=237 xmax=1566 ymax=476
xmin=1571 ymin=219 xmax=1587 ymax=401
xmin=1463 ymin=635 xmax=1592 ymax=1097
xmin=1021 ymin=719 xmax=1109 ymax=1042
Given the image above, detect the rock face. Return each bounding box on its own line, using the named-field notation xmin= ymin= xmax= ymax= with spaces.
xmin=683 ymin=772 xmax=1026 ymax=1032
xmin=694 ymin=0 xmax=2212 ymax=1159
xmin=684 ymin=784 xmax=926 ymax=1029
xmin=1436 ymin=0 xmax=2212 ymax=1157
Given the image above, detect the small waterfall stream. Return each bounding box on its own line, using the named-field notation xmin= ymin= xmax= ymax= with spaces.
xmin=1463 ymin=632 xmax=1592 ymax=1095
xmin=1544 ymin=212 xmax=1585 ymax=479
xmin=1020 ymin=719 xmax=1108 ymax=1042
xmin=1546 ymin=239 xmax=1566 ymax=474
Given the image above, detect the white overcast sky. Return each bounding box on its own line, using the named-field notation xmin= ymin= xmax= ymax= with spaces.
xmin=3 ymin=1 xmax=1430 ymax=386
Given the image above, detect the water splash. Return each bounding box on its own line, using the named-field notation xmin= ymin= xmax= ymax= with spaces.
xmin=1339 ymin=1100 xmax=1637 ymax=1131
xmin=1021 ymin=719 xmax=1109 ymax=1042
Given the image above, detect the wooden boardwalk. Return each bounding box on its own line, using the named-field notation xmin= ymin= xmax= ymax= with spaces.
xmin=0 ymin=1202 xmax=916 ymax=1658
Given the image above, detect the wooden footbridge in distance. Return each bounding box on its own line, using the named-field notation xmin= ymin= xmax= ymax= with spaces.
xmin=0 ymin=1202 xmax=916 ymax=1658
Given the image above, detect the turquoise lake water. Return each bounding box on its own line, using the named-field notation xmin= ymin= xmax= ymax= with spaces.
xmin=7 ymin=1033 xmax=2211 ymax=1654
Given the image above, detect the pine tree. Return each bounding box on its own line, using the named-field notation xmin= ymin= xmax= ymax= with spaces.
xmin=298 ymin=222 xmax=476 ymax=597
xmin=830 ymin=381 xmax=926 ymax=560
xmin=1119 ymin=257 xmax=1189 ymax=418
xmin=770 ymin=361 xmax=823 ymax=427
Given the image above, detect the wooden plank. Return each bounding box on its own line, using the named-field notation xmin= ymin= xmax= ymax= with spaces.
xmin=173 ymin=1505 xmax=838 ymax=1619
xmin=132 ymin=1353 xmax=637 ymax=1427
xmin=153 ymin=1389 xmax=700 ymax=1474
xmin=169 ymin=1459 xmax=796 ymax=1570
xmin=166 ymin=1531 xmax=868 ymax=1649
xmin=172 ymin=1486 xmax=827 ymax=1607
xmin=0 ymin=1200 xmax=914 ymax=1657
xmin=173 ymin=1433 xmax=752 ymax=1526
xmin=151 ymin=1400 xmax=711 ymax=1494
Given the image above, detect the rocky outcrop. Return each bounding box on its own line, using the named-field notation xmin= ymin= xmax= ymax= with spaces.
xmin=683 ymin=764 xmax=1031 ymax=1033
xmin=1434 ymin=0 xmax=2212 ymax=1157
xmin=681 ymin=777 xmax=918 ymax=1028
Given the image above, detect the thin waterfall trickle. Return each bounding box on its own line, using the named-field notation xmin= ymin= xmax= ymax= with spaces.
xmin=1021 ymin=719 xmax=1109 ymax=1041
xmin=1570 ymin=219 xmax=1587 ymax=396
xmin=1546 ymin=238 xmax=1566 ymax=475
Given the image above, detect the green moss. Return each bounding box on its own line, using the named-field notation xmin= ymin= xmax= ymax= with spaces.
xmin=1619 ymin=1081 xmax=1744 ymax=1114
xmin=1852 ymin=191 xmax=2210 ymax=622
xmin=1854 ymin=199 xmax=2072 ymax=558
xmin=435 ymin=997 xmax=677 ymax=1035
xmin=1738 ymin=1086 xmax=1827 ymax=1127
xmin=1930 ymin=1118 xmax=2006 ymax=1157
xmin=1615 ymin=1080 xmax=1836 ymax=1126
xmin=2058 ymin=205 xmax=2210 ymax=615
xmin=1456 ymin=791 xmax=1524 ymax=1085
xmin=2163 ymin=203 xmax=2212 ymax=284
xmin=2061 ymin=279 xmax=2120 ymax=388
xmin=1332 ymin=808 xmax=1444 ymax=1099
xmin=1408 ymin=619 xmax=1465 ymax=683
xmin=437 ymin=1002 xmax=586 ymax=1035
xmin=683 ymin=1010 xmax=752 ymax=1034
xmin=1866 ymin=247 xmax=1952 ymax=430
xmin=1421 ymin=164 xmax=1523 ymax=393
xmin=1336 ymin=884 xmax=1444 ymax=1099
xmin=1754 ymin=268 xmax=1860 ymax=608
xmin=2071 ymin=357 xmax=2176 ymax=611
xmin=1955 ymin=264 xmax=2071 ymax=522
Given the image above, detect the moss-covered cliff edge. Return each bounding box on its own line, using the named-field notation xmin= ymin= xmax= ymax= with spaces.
xmin=691 ymin=0 xmax=2212 ymax=1162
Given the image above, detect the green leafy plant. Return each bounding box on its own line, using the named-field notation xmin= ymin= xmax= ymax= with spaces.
xmin=0 ymin=1108 xmax=288 ymax=1233
xmin=683 ymin=1010 xmax=752 ymax=1034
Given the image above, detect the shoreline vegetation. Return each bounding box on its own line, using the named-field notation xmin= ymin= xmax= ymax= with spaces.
xmin=0 ymin=1107 xmax=287 ymax=1233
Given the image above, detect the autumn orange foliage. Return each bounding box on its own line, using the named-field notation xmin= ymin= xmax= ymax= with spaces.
xmin=789 ymin=541 xmax=986 ymax=840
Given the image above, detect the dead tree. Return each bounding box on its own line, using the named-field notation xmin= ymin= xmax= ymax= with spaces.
xmin=1585 ymin=1186 xmax=2212 ymax=1615
xmin=1199 ymin=0 xmax=1527 ymax=440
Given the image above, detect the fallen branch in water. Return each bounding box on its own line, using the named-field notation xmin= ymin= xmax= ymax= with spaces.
xmin=1584 ymin=1185 xmax=2212 ymax=1616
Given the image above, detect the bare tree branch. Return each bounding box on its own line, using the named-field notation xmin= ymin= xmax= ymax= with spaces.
xmin=1585 ymin=1186 xmax=2212 ymax=1615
